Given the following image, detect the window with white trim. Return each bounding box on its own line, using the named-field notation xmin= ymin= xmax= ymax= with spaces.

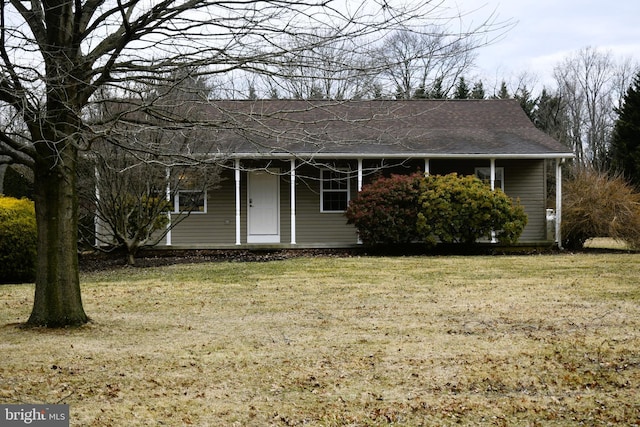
xmin=321 ymin=169 xmax=350 ymax=212
xmin=475 ymin=167 xmax=504 ymax=191
xmin=174 ymin=190 xmax=207 ymax=213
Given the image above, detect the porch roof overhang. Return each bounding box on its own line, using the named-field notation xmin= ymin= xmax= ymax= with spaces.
xmin=228 ymin=151 xmax=575 ymax=160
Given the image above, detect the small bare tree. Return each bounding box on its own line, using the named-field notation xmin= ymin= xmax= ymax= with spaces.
xmin=78 ymin=69 xmax=221 ymax=266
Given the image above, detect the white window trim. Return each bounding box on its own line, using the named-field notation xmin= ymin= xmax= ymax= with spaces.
xmin=320 ymin=169 xmax=351 ymax=213
xmin=475 ymin=167 xmax=504 ymax=191
xmin=174 ymin=189 xmax=207 ymax=214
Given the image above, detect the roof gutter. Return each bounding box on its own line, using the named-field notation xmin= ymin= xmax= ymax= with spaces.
xmin=228 ymin=152 xmax=575 ymax=160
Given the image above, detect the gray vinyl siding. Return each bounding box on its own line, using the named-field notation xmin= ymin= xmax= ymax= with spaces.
xmin=279 ymin=174 xmax=292 ymax=244
xmin=166 ymin=158 xmax=549 ymax=247
xmin=294 ymin=165 xmax=358 ymax=245
xmin=430 ymin=159 xmax=548 ymax=242
xmin=169 ymin=169 xmax=237 ymax=245
xmin=170 ymin=167 xmax=293 ymax=245
xmin=502 ymin=159 xmax=548 ymax=242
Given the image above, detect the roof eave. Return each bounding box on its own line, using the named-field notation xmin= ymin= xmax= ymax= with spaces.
xmin=229 ymin=152 xmax=576 ymax=160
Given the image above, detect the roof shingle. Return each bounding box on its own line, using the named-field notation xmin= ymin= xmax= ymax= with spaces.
xmin=205 ymin=99 xmax=573 ymax=159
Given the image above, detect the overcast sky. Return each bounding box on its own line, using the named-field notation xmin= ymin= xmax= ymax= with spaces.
xmin=447 ymin=0 xmax=640 ymax=92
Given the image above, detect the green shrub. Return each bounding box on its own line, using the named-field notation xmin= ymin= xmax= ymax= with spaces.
xmin=562 ymin=167 xmax=640 ymax=249
xmin=417 ymin=173 xmax=528 ymax=245
xmin=0 ymin=196 xmax=37 ymax=283
xmin=345 ymin=173 xmax=423 ymax=245
xmin=346 ymin=172 xmax=527 ymax=248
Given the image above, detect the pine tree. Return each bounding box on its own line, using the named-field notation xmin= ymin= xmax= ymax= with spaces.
xmin=514 ymin=85 xmax=537 ymax=121
xmin=471 ymin=81 xmax=485 ymax=99
xmin=413 ymin=84 xmax=427 ymax=99
xmin=429 ymin=77 xmax=446 ymax=99
xmin=610 ymin=72 xmax=640 ymax=188
xmin=535 ymin=89 xmax=568 ymax=145
xmin=494 ymin=81 xmax=510 ymax=99
xmin=453 ymin=77 xmax=470 ymax=99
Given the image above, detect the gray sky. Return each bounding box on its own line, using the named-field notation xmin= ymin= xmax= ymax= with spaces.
xmin=448 ymin=0 xmax=640 ymax=91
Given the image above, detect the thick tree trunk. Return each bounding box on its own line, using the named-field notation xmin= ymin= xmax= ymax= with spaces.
xmin=27 ymin=144 xmax=88 ymax=327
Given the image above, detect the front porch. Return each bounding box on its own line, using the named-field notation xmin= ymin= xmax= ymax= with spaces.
xmin=165 ymin=155 xmax=565 ymax=248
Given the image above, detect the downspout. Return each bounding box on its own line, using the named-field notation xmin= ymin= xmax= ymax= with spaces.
xmin=424 ymin=158 xmax=430 ymax=176
xmin=235 ymin=159 xmax=241 ymax=245
xmin=556 ymin=158 xmax=563 ymax=249
xmin=290 ymin=159 xmax=296 ymax=245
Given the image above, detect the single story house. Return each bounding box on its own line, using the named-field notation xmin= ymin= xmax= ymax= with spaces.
xmin=161 ymin=99 xmax=573 ymax=249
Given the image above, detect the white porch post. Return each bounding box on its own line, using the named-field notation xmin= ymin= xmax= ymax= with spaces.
xmin=235 ymin=159 xmax=241 ymax=245
xmin=490 ymin=158 xmax=496 ymax=191
xmin=357 ymin=158 xmax=363 ymax=244
xmin=290 ymin=159 xmax=296 ymax=245
xmin=424 ymin=158 xmax=430 ymax=175
xmin=555 ymin=158 xmax=563 ymax=249
xmin=94 ymin=166 xmax=101 ymax=247
xmin=165 ymin=167 xmax=172 ymax=246
xmin=490 ymin=158 xmax=496 ymax=242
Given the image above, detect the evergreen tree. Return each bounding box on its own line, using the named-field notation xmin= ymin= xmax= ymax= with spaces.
xmin=453 ymin=77 xmax=470 ymax=99
xmin=514 ymin=85 xmax=538 ymax=121
xmin=494 ymin=81 xmax=510 ymax=99
xmin=535 ymin=89 xmax=567 ymax=144
xmin=372 ymin=84 xmax=384 ymax=100
xmin=413 ymin=84 xmax=427 ymax=99
xmin=429 ymin=77 xmax=446 ymax=99
xmin=471 ymin=81 xmax=485 ymax=99
xmin=610 ymin=72 xmax=640 ymax=188
xmin=248 ymin=84 xmax=258 ymax=100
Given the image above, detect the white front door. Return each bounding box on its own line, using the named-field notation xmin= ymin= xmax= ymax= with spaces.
xmin=247 ymin=170 xmax=280 ymax=243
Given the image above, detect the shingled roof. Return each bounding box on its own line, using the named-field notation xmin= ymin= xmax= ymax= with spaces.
xmin=206 ymin=99 xmax=573 ymax=159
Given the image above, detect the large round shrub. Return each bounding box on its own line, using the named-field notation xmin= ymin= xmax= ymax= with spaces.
xmin=416 ymin=173 xmax=528 ymax=245
xmin=0 ymin=196 xmax=37 ymax=283
xmin=345 ymin=173 xmax=423 ymax=245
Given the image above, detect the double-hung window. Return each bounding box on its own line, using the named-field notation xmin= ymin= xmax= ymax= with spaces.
xmin=170 ymin=169 xmax=208 ymax=214
xmin=321 ymin=169 xmax=350 ymax=212
xmin=475 ymin=167 xmax=504 ymax=191
xmin=174 ymin=190 xmax=207 ymax=213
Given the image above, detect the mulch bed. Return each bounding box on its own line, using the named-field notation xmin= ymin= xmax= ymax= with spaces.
xmin=79 ymin=248 xmax=364 ymax=272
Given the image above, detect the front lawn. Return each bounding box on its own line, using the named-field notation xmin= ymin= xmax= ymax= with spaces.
xmin=1 ymin=254 xmax=639 ymax=425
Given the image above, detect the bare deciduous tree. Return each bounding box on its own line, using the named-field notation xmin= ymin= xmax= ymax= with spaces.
xmin=260 ymin=31 xmax=378 ymax=100
xmin=79 ymin=144 xmax=219 ymax=266
xmin=0 ymin=0 xmax=506 ymax=327
xmin=553 ymin=47 xmax=637 ymax=169
xmin=375 ymin=23 xmax=489 ymax=99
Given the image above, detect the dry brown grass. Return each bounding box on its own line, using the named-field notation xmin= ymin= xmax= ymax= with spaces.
xmin=1 ymin=254 xmax=639 ymax=426
xmin=584 ymin=237 xmax=631 ymax=250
